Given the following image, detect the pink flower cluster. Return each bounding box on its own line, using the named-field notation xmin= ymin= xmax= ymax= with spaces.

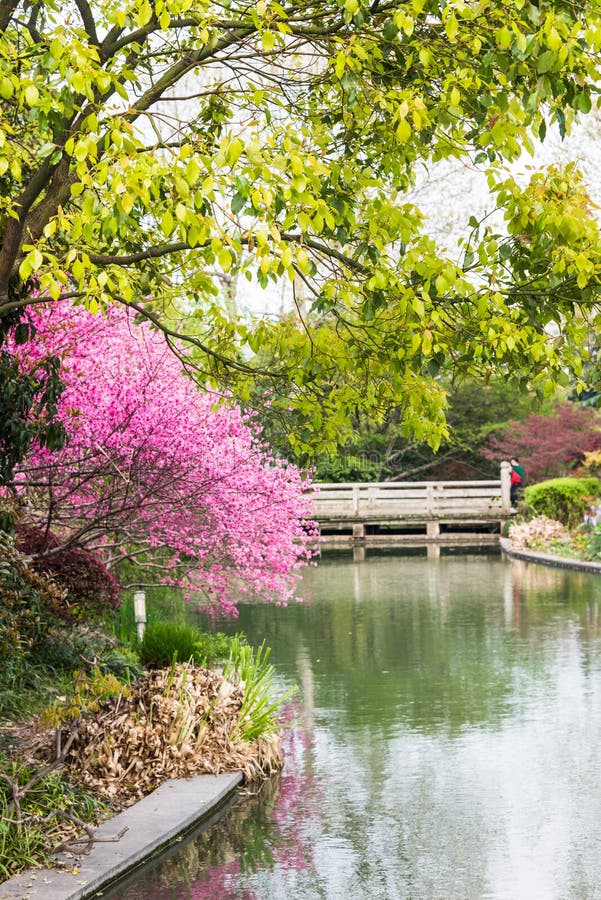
xmin=14 ymin=302 xmax=316 ymax=614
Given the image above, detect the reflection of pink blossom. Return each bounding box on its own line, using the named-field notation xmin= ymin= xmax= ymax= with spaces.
xmin=13 ymin=302 xmax=317 ymax=613
xmin=183 ymin=707 xmax=322 ymax=893
xmin=266 ymin=704 xmax=323 ymax=877
xmin=188 ymin=861 xmax=257 ymax=900
xmin=130 ymin=863 xmax=258 ymax=900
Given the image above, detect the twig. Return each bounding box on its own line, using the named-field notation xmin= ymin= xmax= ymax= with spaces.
xmin=54 ymin=812 xmax=128 ymax=856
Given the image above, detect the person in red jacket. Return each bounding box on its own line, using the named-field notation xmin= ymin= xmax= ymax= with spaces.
xmin=510 ymin=457 xmax=525 ymax=506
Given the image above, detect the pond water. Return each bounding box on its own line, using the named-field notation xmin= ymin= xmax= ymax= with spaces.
xmin=104 ymin=549 xmax=601 ymax=900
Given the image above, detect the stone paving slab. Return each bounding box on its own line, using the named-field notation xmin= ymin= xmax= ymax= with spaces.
xmin=0 ymin=772 xmax=242 ymax=900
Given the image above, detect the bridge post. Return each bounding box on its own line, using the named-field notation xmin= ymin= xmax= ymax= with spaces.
xmin=500 ymin=461 xmax=512 ymax=513
xmin=353 ymin=545 xmax=366 ymax=562
xmin=427 ymin=521 xmax=440 ymax=539
xmin=352 ymin=484 xmax=360 ymax=516
xmin=353 ymin=523 xmax=366 ymax=540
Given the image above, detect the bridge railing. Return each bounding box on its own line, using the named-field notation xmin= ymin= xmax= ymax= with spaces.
xmin=308 ymin=464 xmax=512 ymax=521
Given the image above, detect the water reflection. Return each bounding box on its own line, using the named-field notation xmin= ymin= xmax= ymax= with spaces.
xmin=106 ymin=551 xmax=601 ymax=900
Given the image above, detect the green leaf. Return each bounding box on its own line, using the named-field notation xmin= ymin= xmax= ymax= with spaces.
xmin=226 ymin=139 xmax=244 ymax=165
xmin=24 ymin=84 xmax=39 ymax=107
xmin=538 ymin=118 xmax=547 ymax=141
xmin=219 ymin=248 xmax=233 ymax=271
xmin=231 ymin=192 xmax=247 ymax=214
xmin=0 ymin=77 xmax=13 ymax=99
xmin=383 ymin=18 xmax=398 ymax=40
xmin=160 ymin=210 xmax=174 ymax=236
xmin=396 ymin=118 xmax=411 ymax=143
xmin=536 ymin=50 xmax=556 ymax=73
xmin=497 ymin=26 xmax=512 ymax=49
xmin=445 ymin=14 xmax=459 ymax=41
xmin=261 ymin=30 xmax=276 ymax=52
xmin=575 ymin=93 xmax=592 ymax=114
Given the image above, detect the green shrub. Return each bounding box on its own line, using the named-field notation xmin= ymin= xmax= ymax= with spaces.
xmin=524 ymin=477 xmax=601 ymax=528
xmin=193 ymin=631 xmax=242 ymax=666
xmin=37 ymin=626 xmax=143 ymax=681
xmin=0 ymin=534 xmax=139 ymax=718
xmin=41 ymin=665 xmax=130 ymax=729
xmin=138 ymin=621 xmax=241 ymax=669
xmin=582 ymin=525 xmax=601 ymax=560
xmin=0 ymin=663 xmax=55 ymax=720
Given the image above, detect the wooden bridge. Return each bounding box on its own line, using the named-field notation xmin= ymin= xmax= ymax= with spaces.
xmin=307 ymin=462 xmax=513 ymax=547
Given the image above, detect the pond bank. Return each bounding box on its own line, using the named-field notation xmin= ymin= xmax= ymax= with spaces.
xmin=500 ymin=536 xmax=601 ymax=574
xmin=0 ymin=772 xmax=242 ymax=900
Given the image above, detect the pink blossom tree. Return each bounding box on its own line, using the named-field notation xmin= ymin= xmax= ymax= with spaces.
xmin=13 ymin=303 xmax=315 ymax=614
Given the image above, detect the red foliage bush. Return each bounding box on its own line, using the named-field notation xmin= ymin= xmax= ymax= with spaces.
xmin=16 ymin=526 xmax=121 ymax=621
xmin=483 ymin=402 xmax=601 ymax=484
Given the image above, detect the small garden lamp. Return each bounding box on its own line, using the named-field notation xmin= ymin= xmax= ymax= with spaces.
xmin=133 ymin=590 xmax=147 ymax=641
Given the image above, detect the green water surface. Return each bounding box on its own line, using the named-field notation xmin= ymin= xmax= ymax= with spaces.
xmin=104 ymin=550 xmax=601 ymax=900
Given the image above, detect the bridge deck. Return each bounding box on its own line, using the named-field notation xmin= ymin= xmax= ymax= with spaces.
xmin=307 ymin=471 xmax=512 ymax=543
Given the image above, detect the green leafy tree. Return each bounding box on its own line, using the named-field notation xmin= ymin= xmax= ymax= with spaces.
xmin=1 ymin=0 xmax=601 ymax=457
xmin=297 ymin=376 xmax=540 ymax=482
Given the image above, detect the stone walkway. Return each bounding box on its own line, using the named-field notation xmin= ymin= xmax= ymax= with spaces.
xmin=0 ymin=772 xmax=242 ymax=900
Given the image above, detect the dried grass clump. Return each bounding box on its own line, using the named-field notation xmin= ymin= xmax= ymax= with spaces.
xmin=56 ymin=665 xmax=283 ymax=804
xmin=509 ymin=516 xmax=570 ymax=550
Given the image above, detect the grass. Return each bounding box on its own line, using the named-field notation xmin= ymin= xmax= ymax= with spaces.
xmin=0 ymin=754 xmax=109 ymax=881
xmin=223 ymin=636 xmax=297 ymax=742
xmin=138 ymin=620 xmax=245 ymax=669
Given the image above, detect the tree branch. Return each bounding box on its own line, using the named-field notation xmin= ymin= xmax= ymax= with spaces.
xmin=85 ymin=232 xmax=368 ymax=279
xmin=125 ymin=26 xmax=255 ymax=119
xmin=282 ymin=232 xmax=369 ymax=275
xmin=86 ymin=242 xmax=192 ymax=266
xmin=0 ymin=0 xmax=20 ymax=34
xmin=74 ymin=0 xmax=99 ymax=47
xmin=0 ymin=155 xmax=74 ymax=293
xmin=116 ymin=296 xmax=285 ymax=377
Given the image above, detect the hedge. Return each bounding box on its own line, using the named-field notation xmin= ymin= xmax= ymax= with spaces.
xmin=523 ymin=477 xmax=601 ymax=529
